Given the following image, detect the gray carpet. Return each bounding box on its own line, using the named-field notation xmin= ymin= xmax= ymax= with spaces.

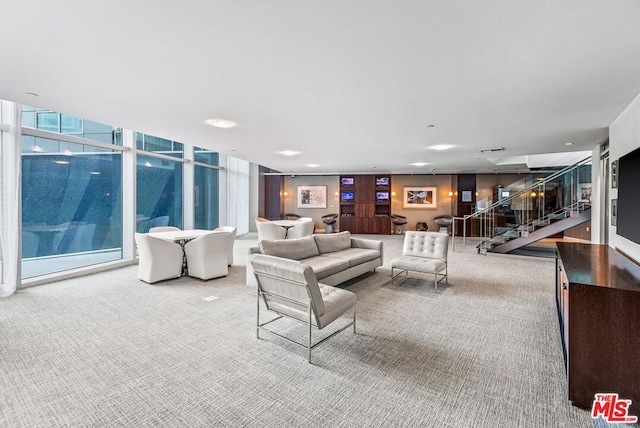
xmin=0 ymin=234 xmax=609 ymax=427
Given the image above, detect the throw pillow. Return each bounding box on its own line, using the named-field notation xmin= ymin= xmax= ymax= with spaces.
xmin=314 ymin=231 xmax=351 ymax=253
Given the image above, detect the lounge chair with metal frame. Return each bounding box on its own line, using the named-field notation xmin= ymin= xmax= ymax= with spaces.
xmin=250 ymin=254 xmax=357 ymax=363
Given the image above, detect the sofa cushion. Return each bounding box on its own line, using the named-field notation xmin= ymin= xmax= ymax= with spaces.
xmin=314 ymin=231 xmax=351 ymax=254
xmin=321 ymin=248 xmax=381 ymax=267
xmin=300 ymin=256 xmax=350 ymax=280
xmin=259 ymin=235 xmax=319 ymax=260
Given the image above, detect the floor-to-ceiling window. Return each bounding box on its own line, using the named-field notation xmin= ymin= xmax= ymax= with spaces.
xmin=21 ymin=134 xmax=123 ymax=279
xmin=135 ymin=134 xmax=184 ymax=232
xmin=194 ymin=147 xmax=219 ymax=229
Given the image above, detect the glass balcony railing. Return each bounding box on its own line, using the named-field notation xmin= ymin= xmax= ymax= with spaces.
xmin=460 ymin=156 xmax=592 ymax=254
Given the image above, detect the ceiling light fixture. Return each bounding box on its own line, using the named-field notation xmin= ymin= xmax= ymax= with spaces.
xmin=278 ymin=150 xmax=301 ymax=156
xmin=430 ymin=144 xmax=454 ymax=151
xmin=54 ymin=160 xmax=69 ymax=165
xmin=205 ymin=118 xmax=237 ymax=128
xmin=90 ymin=171 xmax=101 ymax=175
xmin=25 ymin=92 xmax=39 ymax=97
xmin=306 ymin=164 xmax=320 ymax=168
xmin=427 ymin=124 xmax=435 ymax=128
xmin=410 ymin=162 xmax=430 ymax=167
xmin=565 ymin=142 xmax=574 ymax=146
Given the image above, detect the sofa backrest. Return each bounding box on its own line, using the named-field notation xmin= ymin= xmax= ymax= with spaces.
xmin=402 ymin=231 xmax=449 ymax=261
xmin=313 ymin=231 xmax=351 ymax=253
xmin=259 ymin=235 xmax=319 ymax=260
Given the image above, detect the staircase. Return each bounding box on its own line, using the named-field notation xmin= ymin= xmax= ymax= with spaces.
xmin=463 ymin=156 xmax=592 ymax=255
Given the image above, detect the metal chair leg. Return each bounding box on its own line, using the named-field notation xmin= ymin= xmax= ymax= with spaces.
xmin=308 ymin=304 xmax=312 ymax=363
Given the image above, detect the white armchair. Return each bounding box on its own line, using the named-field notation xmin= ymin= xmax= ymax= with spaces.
xmin=149 ymin=226 xmax=181 ymax=233
xmin=391 ymin=231 xmax=449 ymax=289
xmin=256 ymin=221 xmax=287 ymax=241
xmin=213 ymin=226 xmax=237 ymax=265
xmin=183 ymin=232 xmax=231 ymax=280
xmin=286 ymin=219 xmax=315 ymax=239
xmin=134 ymin=233 xmax=183 ymax=283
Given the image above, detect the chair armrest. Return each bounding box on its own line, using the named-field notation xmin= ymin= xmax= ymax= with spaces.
xmin=350 ymin=238 xmax=383 ymax=260
xmin=246 ymin=246 xmax=261 ymax=286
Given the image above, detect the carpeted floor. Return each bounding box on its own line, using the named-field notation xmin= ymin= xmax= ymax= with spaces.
xmin=0 ymin=234 xmax=612 ymax=427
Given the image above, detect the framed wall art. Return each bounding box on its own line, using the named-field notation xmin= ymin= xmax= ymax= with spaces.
xmin=402 ymin=186 xmax=437 ymax=209
xmin=297 ymin=185 xmax=327 ymax=209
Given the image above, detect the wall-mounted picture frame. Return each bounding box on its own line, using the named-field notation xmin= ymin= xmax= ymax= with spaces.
xmin=578 ymin=183 xmax=592 ymax=203
xmin=297 ymin=185 xmax=327 ymax=209
xmin=611 ymin=198 xmax=617 ymax=226
xmin=403 ymin=186 xmax=437 ymax=209
xmin=612 ymin=159 xmax=618 ymax=188
xmin=461 ymin=190 xmax=473 ymax=202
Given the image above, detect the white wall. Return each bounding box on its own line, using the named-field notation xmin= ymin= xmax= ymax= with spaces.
xmin=609 ymin=90 xmax=640 ymax=261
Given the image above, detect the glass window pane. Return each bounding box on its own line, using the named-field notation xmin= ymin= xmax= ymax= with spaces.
xmin=36 ymin=112 xmax=59 ymax=132
xmin=136 ymin=154 xmax=183 ymax=232
xmin=21 ymin=136 xmax=123 ymax=279
xmin=23 ymin=106 xmax=122 ymax=145
xmin=194 ymin=147 xmax=219 ymax=165
xmin=136 ymin=133 xmax=184 ymax=158
xmin=60 ymin=115 xmax=83 ymax=134
xmin=194 ymin=165 xmax=219 ymax=229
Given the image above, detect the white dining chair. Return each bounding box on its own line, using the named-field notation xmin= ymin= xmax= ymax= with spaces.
xmin=286 ymin=219 xmax=315 ymax=239
xmin=149 ymin=226 xmax=181 ymax=233
xmin=213 ymin=226 xmax=237 ymax=265
xmin=184 ymin=232 xmax=231 ymax=280
xmin=256 ymin=221 xmax=287 ymax=241
xmin=134 ymin=233 xmax=183 ymax=283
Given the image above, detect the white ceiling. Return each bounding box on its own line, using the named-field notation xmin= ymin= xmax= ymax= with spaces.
xmin=1 ymin=1 xmax=640 ymax=174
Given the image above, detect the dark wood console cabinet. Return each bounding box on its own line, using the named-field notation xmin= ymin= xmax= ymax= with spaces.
xmin=555 ymin=242 xmax=640 ymax=415
xmin=339 ymin=175 xmax=391 ymax=234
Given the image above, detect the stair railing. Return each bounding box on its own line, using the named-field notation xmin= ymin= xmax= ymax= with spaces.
xmin=456 ymin=156 xmax=592 ymax=251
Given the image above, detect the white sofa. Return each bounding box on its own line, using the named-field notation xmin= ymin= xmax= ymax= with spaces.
xmin=246 ymin=231 xmax=383 ymax=287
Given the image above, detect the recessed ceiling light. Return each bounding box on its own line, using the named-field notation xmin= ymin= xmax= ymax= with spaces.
xmin=410 ymin=162 xmax=430 ymax=167
xmin=205 ymin=118 xmax=237 ymax=128
xmin=90 ymin=171 xmax=101 ymax=175
xmin=429 ymin=144 xmax=454 ymax=151
xmin=54 ymin=160 xmax=69 ymax=165
xmin=565 ymin=142 xmax=574 ymax=146
xmin=306 ymin=164 xmax=320 ymax=168
xmin=278 ymin=150 xmax=301 ymax=156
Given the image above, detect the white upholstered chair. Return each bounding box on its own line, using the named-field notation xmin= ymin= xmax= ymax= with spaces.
xmin=149 ymin=226 xmax=181 ymax=233
xmin=256 ymin=220 xmax=287 ymax=241
xmin=213 ymin=226 xmax=237 ymax=265
xmin=134 ymin=233 xmax=183 ymax=283
xmin=146 ymin=216 xmax=170 ymax=231
xmin=250 ymin=253 xmax=357 ymax=363
xmin=286 ymin=219 xmax=315 ymax=239
xmin=391 ymin=231 xmax=449 ymax=289
xmin=183 ymin=232 xmax=231 ymax=280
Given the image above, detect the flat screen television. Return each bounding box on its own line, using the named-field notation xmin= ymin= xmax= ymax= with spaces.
xmin=376 ymin=177 xmax=390 ymax=186
xmin=341 ymin=177 xmax=354 ymax=186
xmin=341 ymin=191 xmax=354 ymax=201
xmin=376 ymin=191 xmax=389 ymax=201
xmin=617 ymin=146 xmax=640 ymax=244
